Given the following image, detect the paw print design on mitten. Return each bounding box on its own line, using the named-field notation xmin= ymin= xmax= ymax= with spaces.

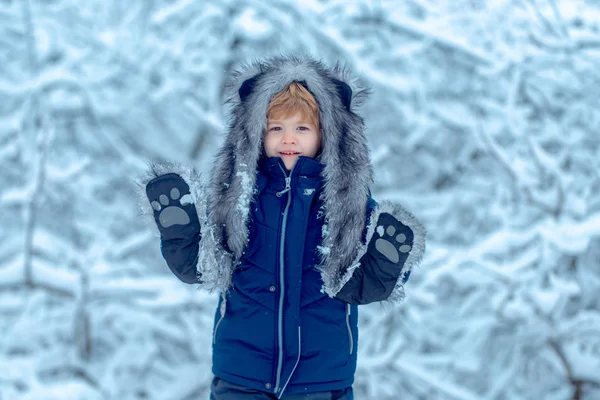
xmin=145 ymin=173 xmax=199 ymax=240
xmin=374 ymin=214 xmax=413 ymax=264
xmin=151 ymin=187 xmax=193 ymax=228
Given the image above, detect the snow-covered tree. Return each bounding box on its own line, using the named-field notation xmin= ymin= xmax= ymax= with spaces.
xmin=1 ymin=0 xmax=598 ymax=399
xmin=357 ymin=1 xmax=600 ymax=399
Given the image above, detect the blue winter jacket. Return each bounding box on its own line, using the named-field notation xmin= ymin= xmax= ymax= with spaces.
xmin=161 ymin=156 xmax=377 ymax=395
xmin=149 ymin=56 xmax=426 ymax=399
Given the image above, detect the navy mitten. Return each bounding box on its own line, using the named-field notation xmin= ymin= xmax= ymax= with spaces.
xmin=335 ymin=212 xmax=413 ymax=304
xmin=367 ymin=212 xmax=413 ymax=283
xmin=145 ymin=173 xmax=200 ymax=241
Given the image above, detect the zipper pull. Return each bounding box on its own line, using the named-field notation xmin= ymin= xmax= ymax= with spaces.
xmin=276 ymin=177 xmax=291 ymax=197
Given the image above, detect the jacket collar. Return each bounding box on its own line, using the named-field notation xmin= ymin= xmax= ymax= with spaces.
xmin=260 ymin=156 xmax=323 ymax=179
xmin=256 ymin=156 xmax=324 ymax=197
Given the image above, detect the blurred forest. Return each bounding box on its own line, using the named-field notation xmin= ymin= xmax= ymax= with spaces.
xmin=1 ymin=0 xmax=599 ymax=399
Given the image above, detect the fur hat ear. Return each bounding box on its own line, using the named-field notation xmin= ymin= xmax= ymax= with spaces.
xmin=332 ymin=78 xmax=353 ymax=111
xmin=238 ymin=74 xmax=262 ymax=102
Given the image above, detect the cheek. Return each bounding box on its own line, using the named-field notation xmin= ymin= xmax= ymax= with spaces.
xmin=263 ymin=136 xmax=276 ymax=156
xmin=310 ymin=136 xmax=322 ymax=154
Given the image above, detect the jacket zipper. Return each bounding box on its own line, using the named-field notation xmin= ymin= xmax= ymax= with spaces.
xmin=346 ymin=304 xmax=353 ymax=355
xmin=213 ymin=292 xmax=227 ymax=344
xmin=278 ymin=326 xmax=301 ymax=399
xmin=275 ymin=164 xmax=293 ymax=394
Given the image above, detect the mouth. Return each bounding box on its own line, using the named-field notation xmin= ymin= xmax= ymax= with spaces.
xmin=279 ymin=151 xmax=300 ymax=156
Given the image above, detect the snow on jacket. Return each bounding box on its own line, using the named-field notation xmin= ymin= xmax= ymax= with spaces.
xmin=137 ymin=55 xmax=426 ymax=397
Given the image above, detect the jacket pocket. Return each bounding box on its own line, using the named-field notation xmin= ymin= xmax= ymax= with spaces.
xmin=346 ymin=303 xmax=353 ymax=355
xmin=213 ymin=293 xmax=227 ymax=344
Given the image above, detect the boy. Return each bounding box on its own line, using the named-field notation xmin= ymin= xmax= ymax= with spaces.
xmin=139 ymin=55 xmax=425 ymax=399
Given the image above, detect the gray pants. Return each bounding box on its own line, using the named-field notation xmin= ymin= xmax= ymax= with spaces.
xmin=210 ymin=377 xmax=354 ymax=400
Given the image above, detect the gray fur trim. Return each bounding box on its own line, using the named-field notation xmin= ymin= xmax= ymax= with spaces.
xmin=196 ymin=222 xmax=235 ymax=293
xmin=223 ymin=54 xmax=371 ymax=113
xmin=208 ymin=54 xmax=375 ymax=294
xmin=324 ymin=200 xmax=427 ymax=302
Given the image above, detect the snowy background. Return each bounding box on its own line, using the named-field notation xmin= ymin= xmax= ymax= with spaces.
xmin=1 ymin=0 xmax=600 ymax=399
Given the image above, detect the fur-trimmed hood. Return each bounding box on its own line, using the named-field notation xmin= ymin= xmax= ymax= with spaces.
xmin=137 ymin=54 xmax=426 ymax=299
xmin=201 ymin=55 xmax=374 ymax=294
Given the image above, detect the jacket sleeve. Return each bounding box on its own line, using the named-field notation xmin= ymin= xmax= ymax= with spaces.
xmin=136 ymin=162 xmax=206 ymax=285
xmin=334 ymin=243 xmax=412 ymax=305
xmin=161 ymin=233 xmax=201 ymax=284
xmin=334 ymin=199 xmax=425 ymax=305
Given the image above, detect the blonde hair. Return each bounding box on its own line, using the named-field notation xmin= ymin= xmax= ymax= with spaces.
xmin=267 ymin=82 xmax=320 ymax=129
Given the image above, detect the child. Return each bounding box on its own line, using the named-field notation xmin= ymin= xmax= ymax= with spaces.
xmin=139 ymin=55 xmax=425 ymax=399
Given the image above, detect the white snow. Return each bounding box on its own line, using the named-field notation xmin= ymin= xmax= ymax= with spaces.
xmin=1 ymin=1 xmax=599 ymax=399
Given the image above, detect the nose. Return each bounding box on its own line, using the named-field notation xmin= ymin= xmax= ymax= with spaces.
xmin=281 ymin=130 xmax=296 ymax=144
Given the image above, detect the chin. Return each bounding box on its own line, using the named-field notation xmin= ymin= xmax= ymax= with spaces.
xmin=283 ymin=159 xmax=297 ymax=170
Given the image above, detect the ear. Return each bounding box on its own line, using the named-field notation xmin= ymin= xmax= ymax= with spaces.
xmin=332 ymin=78 xmax=353 ymax=111
xmin=238 ymin=74 xmax=261 ymax=103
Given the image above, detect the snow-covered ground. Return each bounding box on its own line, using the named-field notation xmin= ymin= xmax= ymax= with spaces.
xmin=1 ymin=0 xmax=599 ymax=399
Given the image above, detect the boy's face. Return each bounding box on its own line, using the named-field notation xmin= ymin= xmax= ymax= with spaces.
xmin=264 ymin=112 xmax=321 ymax=170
